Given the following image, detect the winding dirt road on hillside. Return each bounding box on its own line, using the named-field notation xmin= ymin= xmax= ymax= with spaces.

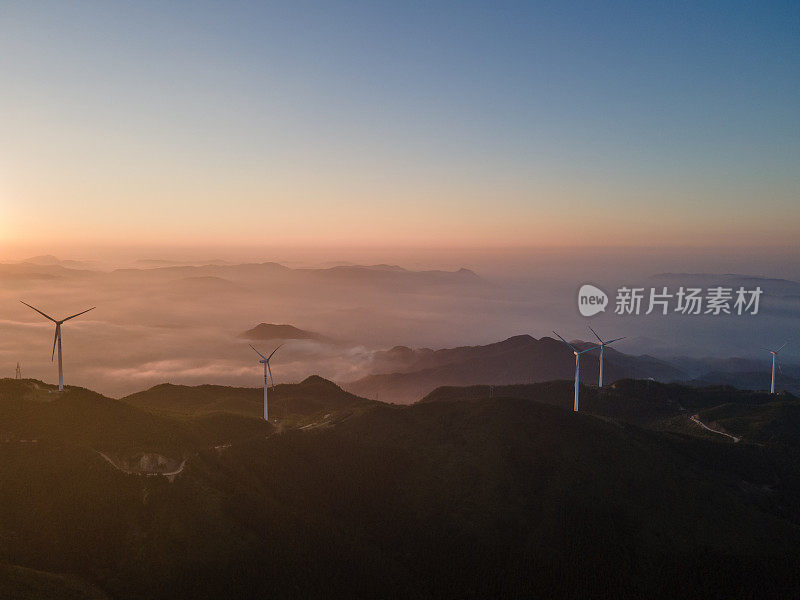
xmin=688 ymin=415 xmax=741 ymax=443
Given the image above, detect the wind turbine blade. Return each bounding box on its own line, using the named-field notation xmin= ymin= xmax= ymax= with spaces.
xmin=606 ymin=336 xmax=627 ymax=345
xmin=20 ymin=301 xmax=57 ymax=323
xmin=552 ymin=331 xmax=577 ymax=353
xmin=266 ymin=344 xmax=283 ymax=362
xmin=51 ymin=324 xmax=60 ymax=361
xmin=248 ymin=344 xmax=267 ymax=360
xmin=776 ymin=342 xmax=788 ymax=353
xmin=759 ymin=347 xmax=774 ymax=352
xmin=587 ymin=325 xmax=603 ymax=344
xmin=61 ymin=306 xmax=96 ymax=322
xmin=267 ymin=362 xmax=275 ymax=388
xmin=577 ymin=344 xmax=600 ymax=355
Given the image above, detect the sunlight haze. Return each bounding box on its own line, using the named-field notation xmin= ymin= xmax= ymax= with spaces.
xmin=2 ymin=1 xmax=797 ymax=249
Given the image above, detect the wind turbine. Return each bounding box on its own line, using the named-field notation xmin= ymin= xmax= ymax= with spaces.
xmin=20 ymin=301 xmax=95 ymax=391
xmin=553 ymin=331 xmax=599 ymax=412
xmin=762 ymin=342 xmax=788 ymax=394
xmin=588 ymin=325 xmax=626 ymax=388
xmin=249 ymin=344 xmax=281 ymax=421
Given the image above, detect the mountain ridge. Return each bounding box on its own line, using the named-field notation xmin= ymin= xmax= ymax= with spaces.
xmin=347 ymin=335 xmax=686 ymax=404
xmin=1 ymin=376 xmax=800 ymax=597
xmin=240 ymin=323 xmax=329 ymax=342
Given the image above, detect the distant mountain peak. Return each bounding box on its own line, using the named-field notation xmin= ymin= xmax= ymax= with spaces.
xmin=328 ymin=264 xmax=406 ymax=272
xmin=23 ymin=254 xmax=62 ymax=265
xmin=365 ymin=264 xmax=406 ymax=271
xmin=300 ymin=375 xmax=342 ymax=389
xmin=346 ymin=333 xmax=686 ymax=404
xmin=240 ymin=323 xmax=327 ymax=342
xmin=500 ymin=334 xmax=536 ymax=344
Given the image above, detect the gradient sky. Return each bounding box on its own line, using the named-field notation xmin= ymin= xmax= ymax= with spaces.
xmin=1 ymin=1 xmax=798 ymax=250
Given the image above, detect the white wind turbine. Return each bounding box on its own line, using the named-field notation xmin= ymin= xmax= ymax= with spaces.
xmin=249 ymin=344 xmax=281 ymax=421
xmin=588 ymin=325 xmax=626 ymax=388
xmin=20 ymin=301 xmax=95 ymax=391
xmin=553 ymin=331 xmax=599 ymax=412
xmin=762 ymin=342 xmax=788 ymax=394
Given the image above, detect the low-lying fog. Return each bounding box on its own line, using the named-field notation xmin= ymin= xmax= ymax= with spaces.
xmin=1 ymin=246 xmax=797 ymax=397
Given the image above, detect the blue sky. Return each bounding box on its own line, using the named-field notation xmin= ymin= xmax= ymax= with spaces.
xmin=1 ymin=0 xmax=798 ymax=248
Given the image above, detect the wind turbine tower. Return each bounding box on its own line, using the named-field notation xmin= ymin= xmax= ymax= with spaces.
xmin=20 ymin=302 xmax=95 ymax=391
xmin=588 ymin=326 xmax=626 ymax=388
xmin=763 ymin=342 xmax=788 ymax=394
xmin=553 ymin=331 xmax=599 ymax=412
xmin=15 ymin=363 xmax=21 ymax=379
xmin=249 ymin=344 xmax=281 ymax=421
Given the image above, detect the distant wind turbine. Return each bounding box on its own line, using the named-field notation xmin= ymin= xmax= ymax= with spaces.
xmin=553 ymin=331 xmax=599 ymax=412
xmin=761 ymin=342 xmax=788 ymax=394
xmin=20 ymin=301 xmax=95 ymax=391
xmin=249 ymin=344 xmax=281 ymax=421
xmin=588 ymin=325 xmax=626 ymax=388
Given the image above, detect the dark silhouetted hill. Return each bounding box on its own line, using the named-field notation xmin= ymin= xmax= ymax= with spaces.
xmin=347 ymin=335 xmax=686 ymax=404
xmin=122 ymin=376 xmax=376 ymax=425
xmin=689 ymin=370 xmax=800 ymax=395
xmin=2 ymin=377 xmax=800 ymax=598
xmin=420 ymin=379 xmax=798 ymax=438
xmin=239 ymin=323 xmax=328 ymax=342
